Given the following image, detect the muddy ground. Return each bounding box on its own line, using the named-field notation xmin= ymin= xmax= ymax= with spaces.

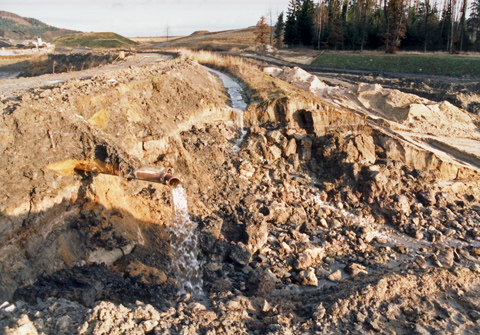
xmin=1 ymin=51 xmax=480 ymax=335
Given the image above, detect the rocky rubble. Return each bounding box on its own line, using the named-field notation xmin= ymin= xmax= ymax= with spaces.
xmin=2 ymin=54 xmax=480 ymax=334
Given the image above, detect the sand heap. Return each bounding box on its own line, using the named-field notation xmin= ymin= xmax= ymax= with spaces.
xmin=355 ymin=83 xmax=477 ymax=137
xmin=266 ymin=66 xmax=478 ymax=138
xmin=277 ymin=66 xmax=329 ymax=96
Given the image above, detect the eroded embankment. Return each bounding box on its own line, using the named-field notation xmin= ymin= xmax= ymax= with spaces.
xmin=0 ymin=58 xmax=231 ymax=300
xmin=2 ymin=55 xmax=480 ymax=335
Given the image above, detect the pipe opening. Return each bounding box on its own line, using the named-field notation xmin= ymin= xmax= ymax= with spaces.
xmin=166 ymin=176 xmax=182 ymax=188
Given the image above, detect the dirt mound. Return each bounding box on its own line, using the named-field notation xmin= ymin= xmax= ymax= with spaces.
xmin=0 ymin=58 xmax=229 ymax=301
xmin=268 ymin=66 xmax=478 ymax=138
xmin=355 ymin=83 xmax=477 ymax=137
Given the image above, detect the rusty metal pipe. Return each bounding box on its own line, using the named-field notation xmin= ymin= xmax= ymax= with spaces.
xmin=133 ymin=166 xmax=182 ymax=187
xmin=72 ymin=160 xmax=182 ymax=187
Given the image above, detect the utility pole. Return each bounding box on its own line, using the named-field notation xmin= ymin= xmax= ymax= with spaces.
xmin=166 ymin=24 xmax=170 ymax=42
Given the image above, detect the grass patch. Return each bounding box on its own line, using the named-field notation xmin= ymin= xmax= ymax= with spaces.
xmin=53 ymin=32 xmax=137 ymax=49
xmin=311 ymin=52 xmax=480 ymax=76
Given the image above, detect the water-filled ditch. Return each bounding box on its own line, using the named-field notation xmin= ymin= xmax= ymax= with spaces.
xmin=204 ymin=67 xmax=247 ymax=151
xmin=168 ymin=67 xmax=249 ymax=296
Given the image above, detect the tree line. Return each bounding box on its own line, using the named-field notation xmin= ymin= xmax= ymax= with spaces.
xmin=269 ymin=0 xmax=480 ymax=52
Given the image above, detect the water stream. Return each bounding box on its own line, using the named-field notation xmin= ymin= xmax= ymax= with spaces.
xmin=205 ymin=67 xmax=247 ymax=152
xmin=169 ymin=185 xmax=203 ymax=296
xmin=166 ymin=67 xmax=248 ymax=296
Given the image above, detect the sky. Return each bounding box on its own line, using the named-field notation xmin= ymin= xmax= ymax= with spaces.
xmin=2 ymin=0 xmax=291 ymax=37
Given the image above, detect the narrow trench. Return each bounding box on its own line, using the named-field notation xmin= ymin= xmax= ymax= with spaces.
xmin=204 ymin=66 xmax=247 ymax=151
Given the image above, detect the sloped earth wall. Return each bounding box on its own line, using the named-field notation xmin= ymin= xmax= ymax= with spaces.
xmin=1 ymin=58 xmax=480 ymax=334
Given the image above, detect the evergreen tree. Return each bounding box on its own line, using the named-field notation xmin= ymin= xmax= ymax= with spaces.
xmin=458 ymin=0 xmax=469 ymax=51
xmin=328 ymin=16 xmax=345 ymax=49
xmin=297 ymin=0 xmax=316 ymax=46
xmin=327 ymin=0 xmax=344 ymax=49
xmin=274 ymin=12 xmax=285 ymax=47
xmin=278 ymin=0 xmax=471 ymax=51
xmin=417 ymin=0 xmax=439 ymax=52
xmin=440 ymin=2 xmax=453 ymax=51
xmin=284 ymin=0 xmax=301 ymax=46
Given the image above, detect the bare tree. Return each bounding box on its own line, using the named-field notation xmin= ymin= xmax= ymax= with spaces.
xmin=459 ymin=0 xmax=468 ymax=51
xmin=269 ymin=9 xmax=274 ymax=45
xmin=449 ymin=0 xmax=457 ymax=52
xmin=383 ymin=0 xmax=407 ymax=53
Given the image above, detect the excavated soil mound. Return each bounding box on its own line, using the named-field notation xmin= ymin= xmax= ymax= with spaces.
xmin=269 ymin=66 xmax=478 ymax=138
xmin=0 ymin=58 xmax=229 ymax=300
xmin=355 ymin=83 xmax=477 ymax=137
xmin=277 ymin=66 xmax=328 ymax=94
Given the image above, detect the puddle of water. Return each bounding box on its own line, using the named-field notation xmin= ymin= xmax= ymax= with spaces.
xmin=169 ymin=185 xmax=203 ymax=296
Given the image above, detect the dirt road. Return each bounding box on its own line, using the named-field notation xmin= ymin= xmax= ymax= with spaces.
xmin=0 ymin=53 xmax=173 ymax=98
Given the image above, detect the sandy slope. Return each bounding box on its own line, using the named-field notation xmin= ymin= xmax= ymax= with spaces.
xmin=267 ymin=66 xmax=480 ymax=172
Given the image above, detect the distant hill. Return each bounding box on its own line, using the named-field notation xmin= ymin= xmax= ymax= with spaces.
xmin=0 ymin=11 xmax=79 ymax=41
xmin=53 ymin=32 xmax=138 ymax=49
xmin=154 ymin=27 xmax=258 ymax=51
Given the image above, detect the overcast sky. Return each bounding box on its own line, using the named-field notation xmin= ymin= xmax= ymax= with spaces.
xmin=2 ymin=0 xmax=291 ymax=37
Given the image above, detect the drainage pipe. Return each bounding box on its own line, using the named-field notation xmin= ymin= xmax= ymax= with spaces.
xmin=74 ymin=160 xmax=182 ymax=187
xmin=133 ymin=166 xmax=182 ymax=187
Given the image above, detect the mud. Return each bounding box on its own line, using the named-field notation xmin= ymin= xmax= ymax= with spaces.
xmin=1 ymin=51 xmax=480 ymax=335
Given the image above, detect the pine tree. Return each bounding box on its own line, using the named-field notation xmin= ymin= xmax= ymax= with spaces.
xmin=298 ymin=0 xmax=316 ymax=46
xmin=327 ymin=0 xmax=344 ymax=49
xmin=278 ymin=0 xmax=467 ymax=51
xmin=418 ymin=0 xmax=437 ymax=51
xmin=440 ymin=2 xmax=453 ymax=50
xmin=274 ymin=12 xmax=285 ymax=47
xmin=328 ymin=16 xmax=345 ymax=49
xmin=458 ymin=0 xmax=468 ymax=51
xmin=284 ymin=0 xmax=301 ymax=46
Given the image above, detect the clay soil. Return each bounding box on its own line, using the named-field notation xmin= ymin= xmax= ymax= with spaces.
xmin=1 ymin=50 xmax=480 ymax=335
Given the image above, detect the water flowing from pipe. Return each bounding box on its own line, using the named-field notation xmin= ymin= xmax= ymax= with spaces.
xmin=169 ymin=185 xmax=203 ymax=296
